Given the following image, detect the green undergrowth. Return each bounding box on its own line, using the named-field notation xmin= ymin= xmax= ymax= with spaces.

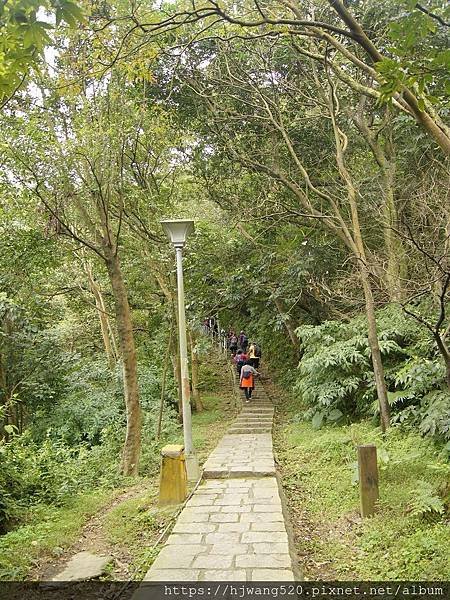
xmin=0 ymin=375 xmax=233 ymax=581
xmin=102 ymin=390 xmax=235 ymax=578
xmin=0 ymin=489 xmax=116 ymax=580
xmin=275 ymin=415 xmax=450 ymax=580
xmin=103 ymin=484 xmax=174 ymax=578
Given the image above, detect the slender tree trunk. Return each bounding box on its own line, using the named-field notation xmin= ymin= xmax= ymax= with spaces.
xmin=273 ymin=296 xmax=301 ymax=354
xmin=104 ymin=249 xmax=141 ymax=476
xmin=189 ymin=328 xmax=203 ymax=412
xmin=380 ymin=162 xmax=406 ymax=301
xmin=327 ymin=78 xmax=391 ymax=432
xmin=157 ymin=327 xmax=173 ymax=440
xmin=353 ymin=112 xmax=406 ymax=301
xmin=85 ymin=264 xmax=118 ymax=370
xmin=170 ymin=336 xmax=183 ymax=421
xmin=358 ymin=263 xmax=391 ymax=431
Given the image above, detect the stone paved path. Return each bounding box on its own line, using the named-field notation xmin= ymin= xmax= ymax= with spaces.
xmin=142 ymin=380 xmax=296 ymax=582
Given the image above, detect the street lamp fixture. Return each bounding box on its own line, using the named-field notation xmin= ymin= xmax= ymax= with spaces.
xmin=160 ymin=219 xmax=199 ymax=481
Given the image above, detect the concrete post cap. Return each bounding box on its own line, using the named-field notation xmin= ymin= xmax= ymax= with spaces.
xmin=161 ymin=444 xmax=185 ymax=458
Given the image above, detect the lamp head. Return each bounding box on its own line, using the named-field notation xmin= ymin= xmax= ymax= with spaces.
xmin=160 ymin=219 xmax=195 ymax=248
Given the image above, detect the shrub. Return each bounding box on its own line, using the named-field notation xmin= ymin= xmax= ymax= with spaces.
xmin=295 ymin=304 xmax=449 ymax=441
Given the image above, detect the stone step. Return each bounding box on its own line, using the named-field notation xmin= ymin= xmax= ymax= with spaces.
xmin=234 ymin=419 xmax=273 ymax=425
xmin=242 ymin=401 xmax=272 ymax=404
xmin=203 ymin=467 xmax=275 ymax=478
xmin=234 ymin=417 xmax=273 ymax=422
xmin=228 ymin=428 xmax=272 ymax=435
xmin=233 ymin=424 xmax=272 ymax=429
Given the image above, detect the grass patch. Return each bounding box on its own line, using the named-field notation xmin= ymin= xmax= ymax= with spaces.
xmin=170 ymin=391 xmax=236 ymax=464
xmin=275 ymin=418 xmax=450 ymax=580
xmin=0 ymin=489 xmax=115 ymax=580
xmin=103 ymin=484 xmax=176 ymax=579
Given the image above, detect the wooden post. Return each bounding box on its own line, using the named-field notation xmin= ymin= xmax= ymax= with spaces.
xmin=158 ymin=444 xmax=188 ymax=506
xmin=358 ymin=444 xmax=379 ymax=517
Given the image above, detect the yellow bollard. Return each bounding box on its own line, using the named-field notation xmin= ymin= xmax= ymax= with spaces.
xmin=158 ymin=444 xmax=188 ymax=506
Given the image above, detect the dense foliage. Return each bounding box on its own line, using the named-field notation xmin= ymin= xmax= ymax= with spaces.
xmin=295 ymin=306 xmax=450 ymax=443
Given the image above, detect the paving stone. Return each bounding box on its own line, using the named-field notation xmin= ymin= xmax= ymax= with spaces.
xmin=209 ymin=543 xmax=249 ymax=555
xmin=251 ymin=569 xmax=295 ymax=581
xmin=251 ymin=522 xmax=287 ymax=532
xmin=252 ymin=543 xmax=290 ymax=554
xmin=205 ymin=532 xmax=241 ymax=545
xmin=186 ymin=496 xmax=219 ymax=507
xmin=240 ymin=512 xmax=284 ymax=523
xmin=177 ymin=511 xmax=211 ymax=523
xmin=254 ymin=478 xmax=278 ymax=487
xmin=251 ymin=497 xmax=281 ymax=505
xmin=172 ymin=522 xmax=217 ymax=534
xmin=165 ymin=533 xmax=203 ymax=545
xmin=203 ymin=470 xmax=229 ymax=479
xmin=201 ymin=570 xmax=246 ymax=581
xmin=203 ymin=481 xmax=227 ymax=488
xmin=143 ymin=569 xmax=201 ymax=582
xmin=235 ymin=554 xmax=292 ymax=569
xmin=52 ymin=552 xmax=112 ymax=581
xmin=253 ymin=489 xmax=280 ymax=498
xmin=217 ymin=522 xmax=251 ymax=533
xmin=187 ymin=505 xmax=222 ymax=514
xmin=221 ymin=505 xmax=252 ymax=513
xmin=142 ymin=382 xmax=296 ymax=583
xmin=192 ymin=555 xmax=233 ymax=569
xmin=242 ymin=531 xmax=288 ymax=543
xmin=252 ymin=504 xmax=281 ymax=512
xmin=214 ymin=497 xmax=243 ymax=506
xmin=150 ymin=549 xmax=197 ymax=570
xmin=226 ymin=479 xmax=253 ymax=487
xmin=209 ymin=513 xmax=239 ymax=523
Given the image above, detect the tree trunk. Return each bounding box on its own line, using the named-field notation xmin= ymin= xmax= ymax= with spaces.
xmin=329 ymin=86 xmax=391 ymax=433
xmin=359 ymin=263 xmax=391 ymax=432
xmin=189 ymin=328 xmax=203 ymax=412
xmin=380 ymin=162 xmax=406 ymax=301
xmin=157 ymin=327 xmax=173 ymax=440
xmin=104 ymin=250 xmax=141 ymax=476
xmin=353 ymin=112 xmax=406 ymax=301
xmin=171 ymin=336 xmax=183 ymax=422
xmin=273 ymin=296 xmax=301 ymax=355
xmin=85 ymin=264 xmax=118 ymax=370
xmin=435 ymin=335 xmax=450 ymax=390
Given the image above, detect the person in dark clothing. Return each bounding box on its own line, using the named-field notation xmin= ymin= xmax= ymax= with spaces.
xmin=229 ymin=332 xmax=238 ymax=355
xmin=233 ymin=349 xmax=248 ymax=376
xmin=239 ymin=330 xmax=248 ymax=352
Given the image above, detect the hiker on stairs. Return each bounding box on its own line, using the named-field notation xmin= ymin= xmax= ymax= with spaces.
xmin=240 ymin=361 xmax=260 ymax=402
xmin=233 ymin=348 xmax=248 ymax=376
xmin=248 ymin=341 xmax=261 ymax=369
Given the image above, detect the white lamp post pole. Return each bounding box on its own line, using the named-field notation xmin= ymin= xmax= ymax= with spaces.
xmin=160 ymin=220 xmax=199 ymax=482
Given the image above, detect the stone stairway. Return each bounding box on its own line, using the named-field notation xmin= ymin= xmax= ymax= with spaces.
xmin=228 ymin=382 xmax=274 ymax=435
xmin=203 ymin=381 xmax=276 ymax=477
xmin=137 ymin=377 xmax=297 ymax=583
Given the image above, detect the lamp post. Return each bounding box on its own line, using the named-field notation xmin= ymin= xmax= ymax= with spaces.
xmin=160 ymin=219 xmax=199 ymax=481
